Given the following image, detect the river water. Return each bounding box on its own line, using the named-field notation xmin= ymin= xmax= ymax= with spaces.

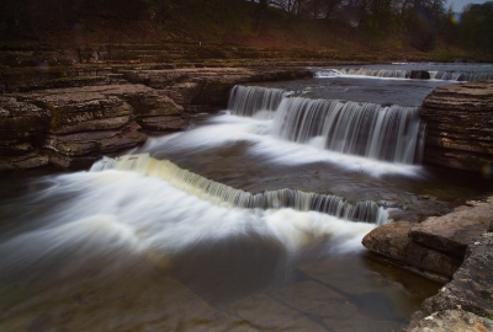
xmin=1 ymin=63 xmax=492 ymax=331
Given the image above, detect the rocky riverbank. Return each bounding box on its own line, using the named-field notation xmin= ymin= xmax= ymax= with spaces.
xmin=420 ymin=81 xmax=493 ymax=174
xmin=1 ymin=43 xmax=316 ymax=170
xmin=363 ymin=197 xmax=493 ymax=331
xmin=365 ymin=80 xmax=493 ymax=330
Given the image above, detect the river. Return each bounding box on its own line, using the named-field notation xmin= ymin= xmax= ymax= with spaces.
xmin=0 ymin=62 xmax=492 ymax=331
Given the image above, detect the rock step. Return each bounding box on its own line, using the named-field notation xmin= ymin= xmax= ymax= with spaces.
xmin=0 ymin=67 xmax=311 ymax=171
xmin=363 ymin=197 xmax=493 ymax=281
xmin=420 ymin=81 xmax=493 ymax=173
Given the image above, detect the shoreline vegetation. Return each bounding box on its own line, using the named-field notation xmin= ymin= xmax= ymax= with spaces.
xmin=1 ymin=0 xmax=492 ymax=62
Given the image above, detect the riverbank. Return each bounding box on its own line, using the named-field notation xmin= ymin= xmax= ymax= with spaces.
xmin=362 ymin=81 xmax=493 ymax=330
xmin=1 ymin=60 xmax=313 ymax=170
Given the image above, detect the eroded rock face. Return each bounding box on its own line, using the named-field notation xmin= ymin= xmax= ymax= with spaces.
xmin=410 ymin=198 xmax=493 ymax=259
xmin=0 ymin=97 xmax=51 ymax=169
xmin=362 ymin=222 xmax=461 ymax=281
xmin=1 ymin=67 xmax=311 ymax=171
xmin=406 ymin=309 xmax=493 ymax=332
xmin=407 ymin=233 xmax=493 ymax=331
xmin=363 ymin=197 xmax=493 ymax=282
xmin=418 ymin=233 xmax=493 ymax=318
xmin=363 ymin=197 xmax=493 ymax=332
xmin=420 ymin=82 xmax=493 ymax=173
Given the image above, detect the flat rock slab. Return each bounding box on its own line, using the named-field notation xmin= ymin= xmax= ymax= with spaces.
xmin=410 ymin=198 xmax=493 ymax=259
xmin=362 ymin=222 xmax=461 ymax=280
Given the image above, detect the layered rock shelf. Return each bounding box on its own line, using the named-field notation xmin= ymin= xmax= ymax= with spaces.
xmin=363 ymin=197 xmax=493 ymax=331
xmin=420 ymin=82 xmax=493 ymax=174
xmin=0 ymin=46 xmax=313 ymax=171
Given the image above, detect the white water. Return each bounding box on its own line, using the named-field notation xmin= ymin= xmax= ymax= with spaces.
xmin=272 ymin=97 xmax=422 ymax=163
xmin=142 ymin=113 xmax=423 ymax=177
xmin=227 ymin=85 xmax=424 ymax=164
xmin=0 ymin=169 xmax=376 ymax=279
xmin=92 ymin=154 xmax=388 ymax=224
xmin=227 ymin=85 xmax=287 ymax=116
xmin=315 ymin=67 xmax=493 ymax=81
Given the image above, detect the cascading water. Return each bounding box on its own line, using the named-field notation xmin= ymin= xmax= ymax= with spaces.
xmin=92 ymin=154 xmax=388 ymax=224
xmin=228 ymin=85 xmax=286 ymax=116
xmin=272 ymin=97 xmax=423 ymax=164
xmin=228 ymin=85 xmax=424 ymax=164
xmin=315 ymin=67 xmax=493 ymax=81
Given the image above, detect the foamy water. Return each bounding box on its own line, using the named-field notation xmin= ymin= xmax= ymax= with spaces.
xmin=143 ymin=113 xmax=423 ymax=177
xmin=0 ymin=169 xmax=375 ymax=281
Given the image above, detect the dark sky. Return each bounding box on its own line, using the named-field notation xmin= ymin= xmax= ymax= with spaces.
xmin=449 ymin=0 xmax=489 ymax=11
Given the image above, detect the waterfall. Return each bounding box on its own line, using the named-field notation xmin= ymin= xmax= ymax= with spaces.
xmin=428 ymin=70 xmax=493 ymax=81
xmin=316 ymin=67 xmax=493 ymax=81
xmin=228 ymin=85 xmax=286 ymax=116
xmin=315 ymin=68 xmax=408 ymax=79
xmin=92 ymin=154 xmax=388 ymax=224
xmin=272 ymin=97 xmax=423 ymax=164
xmin=227 ymin=85 xmax=423 ymax=164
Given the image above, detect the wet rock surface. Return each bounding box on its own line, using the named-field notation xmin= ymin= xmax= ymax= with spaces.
xmin=363 ymin=196 xmax=493 ymax=331
xmin=406 ymin=309 xmax=493 ymax=332
xmin=0 ymin=62 xmax=310 ymax=170
xmin=410 ymin=198 xmax=493 ymax=259
xmin=362 ymin=222 xmax=461 ymax=281
xmin=420 ymin=81 xmax=493 ymax=173
xmin=407 ymin=233 xmax=493 ymax=331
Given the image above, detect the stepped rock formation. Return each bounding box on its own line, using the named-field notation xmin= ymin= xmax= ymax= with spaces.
xmin=0 ymin=45 xmax=312 ymax=171
xmin=420 ymin=82 xmax=493 ymax=174
xmin=362 ymin=197 xmax=493 ymax=331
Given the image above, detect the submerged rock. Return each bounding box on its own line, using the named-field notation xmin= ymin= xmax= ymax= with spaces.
xmin=408 ymin=70 xmax=430 ymax=80
xmin=420 ymin=82 xmax=493 ymax=174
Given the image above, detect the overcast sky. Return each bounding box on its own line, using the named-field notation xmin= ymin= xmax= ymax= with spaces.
xmin=448 ymin=0 xmax=490 ymax=11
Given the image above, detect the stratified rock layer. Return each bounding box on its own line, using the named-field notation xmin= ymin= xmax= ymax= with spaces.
xmin=363 ymin=197 xmax=493 ymax=331
xmin=362 ymin=222 xmax=461 ymax=281
xmin=420 ymin=82 xmax=493 ymax=173
xmin=410 ymin=198 xmax=493 ymax=259
xmin=0 ymin=67 xmax=311 ymax=170
xmin=407 ymin=233 xmax=493 ymax=331
xmin=363 ymin=198 xmax=493 ymax=281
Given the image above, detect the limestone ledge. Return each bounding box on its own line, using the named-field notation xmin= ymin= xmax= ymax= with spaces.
xmin=0 ymin=67 xmax=311 ymax=170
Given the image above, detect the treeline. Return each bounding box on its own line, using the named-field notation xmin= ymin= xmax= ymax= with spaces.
xmin=0 ymin=0 xmax=492 ymax=53
xmin=260 ymin=0 xmax=493 ymax=52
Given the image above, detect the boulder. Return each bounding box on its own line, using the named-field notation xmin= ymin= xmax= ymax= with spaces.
xmin=407 ymin=233 xmax=493 ymax=331
xmin=409 ymin=70 xmax=431 ymax=80
xmin=418 ymin=233 xmax=493 ymax=318
xmin=420 ymin=82 xmax=493 ymax=173
xmin=362 ymin=222 xmax=461 ymax=281
xmin=363 ymin=197 xmax=493 ymax=282
xmin=410 ymin=198 xmax=493 ymax=259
